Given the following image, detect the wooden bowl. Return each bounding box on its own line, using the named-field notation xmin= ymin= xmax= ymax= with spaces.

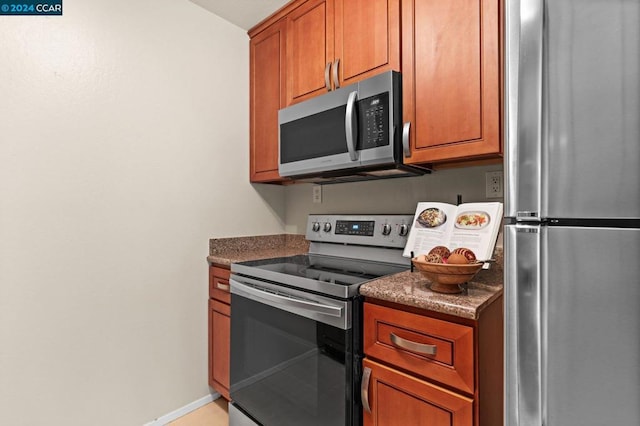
xmin=412 ymin=257 xmax=483 ymax=294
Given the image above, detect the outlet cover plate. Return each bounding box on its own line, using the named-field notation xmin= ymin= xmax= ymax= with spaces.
xmin=485 ymin=171 xmax=503 ymax=198
xmin=313 ymin=185 xmax=322 ymax=203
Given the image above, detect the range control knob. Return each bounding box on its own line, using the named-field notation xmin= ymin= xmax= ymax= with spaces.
xmin=312 ymin=222 xmax=321 ymax=232
xmin=323 ymin=222 xmax=332 ymax=233
xmin=399 ymin=224 xmax=409 ymax=236
xmin=382 ymin=223 xmax=392 ymax=236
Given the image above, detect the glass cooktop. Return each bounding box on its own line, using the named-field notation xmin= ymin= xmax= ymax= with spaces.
xmin=231 ymin=254 xmax=408 ymax=299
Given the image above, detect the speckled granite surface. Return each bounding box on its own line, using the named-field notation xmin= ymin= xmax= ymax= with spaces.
xmin=207 ymin=234 xmax=309 ymax=266
xmin=208 ymin=235 xmax=502 ymax=319
xmin=359 ymin=249 xmax=503 ymax=320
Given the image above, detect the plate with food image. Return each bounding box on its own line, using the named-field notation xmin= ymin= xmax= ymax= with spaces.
xmin=416 ymin=207 xmax=447 ymax=228
xmin=454 ymin=211 xmax=490 ymax=229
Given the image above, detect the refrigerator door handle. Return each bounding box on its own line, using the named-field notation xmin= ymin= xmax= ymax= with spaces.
xmin=505 ymin=0 xmax=544 ymax=220
xmin=505 ymin=224 xmax=545 ymax=426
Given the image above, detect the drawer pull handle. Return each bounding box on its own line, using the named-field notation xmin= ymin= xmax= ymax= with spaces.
xmin=361 ymin=366 xmax=372 ymax=413
xmin=390 ymin=333 xmax=437 ymax=355
xmin=324 ymin=62 xmax=332 ymax=91
xmin=216 ymin=282 xmax=230 ymax=291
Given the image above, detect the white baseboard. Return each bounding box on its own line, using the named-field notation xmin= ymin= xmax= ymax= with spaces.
xmin=144 ymin=392 xmax=221 ymax=426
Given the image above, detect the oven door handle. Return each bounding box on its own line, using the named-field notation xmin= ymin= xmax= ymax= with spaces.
xmin=230 ymin=279 xmax=344 ymax=318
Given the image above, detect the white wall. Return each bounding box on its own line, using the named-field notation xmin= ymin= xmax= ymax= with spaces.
xmin=0 ymin=1 xmax=285 ymax=425
xmin=283 ymin=165 xmax=504 ymax=234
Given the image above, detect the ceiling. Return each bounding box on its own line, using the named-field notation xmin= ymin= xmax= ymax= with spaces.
xmin=189 ymin=0 xmax=290 ymax=31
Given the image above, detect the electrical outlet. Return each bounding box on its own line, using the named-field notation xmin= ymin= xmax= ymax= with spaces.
xmin=312 ymin=185 xmax=322 ymax=203
xmin=485 ymin=171 xmax=503 ymax=198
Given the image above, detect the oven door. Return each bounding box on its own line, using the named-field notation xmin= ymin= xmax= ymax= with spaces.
xmin=229 ymin=275 xmax=361 ymax=426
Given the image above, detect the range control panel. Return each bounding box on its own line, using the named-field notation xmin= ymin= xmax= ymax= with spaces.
xmin=306 ymin=214 xmax=413 ymax=248
xmin=335 ymin=220 xmax=376 ymax=236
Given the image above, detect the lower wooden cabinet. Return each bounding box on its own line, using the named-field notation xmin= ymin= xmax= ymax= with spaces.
xmin=208 ymin=265 xmax=231 ymax=400
xmin=362 ymin=358 xmax=473 ymax=426
xmin=362 ymin=299 xmax=503 ymax=425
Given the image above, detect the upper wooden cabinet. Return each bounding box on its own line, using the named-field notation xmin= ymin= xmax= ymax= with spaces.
xmin=286 ymin=0 xmax=401 ymax=105
xmin=402 ymin=0 xmax=502 ymax=164
xmin=250 ymin=19 xmax=287 ymax=183
xmin=286 ymin=0 xmax=333 ymax=104
xmin=247 ymin=0 xmax=502 ymax=183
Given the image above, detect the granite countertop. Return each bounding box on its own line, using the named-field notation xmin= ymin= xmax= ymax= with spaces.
xmin=359 ymin=249 xmax=504 ymax=320
xmin=207 ymin=234 xmax=309 ymax=266
xmin=208 ymin=234 xmax=502 ymax=320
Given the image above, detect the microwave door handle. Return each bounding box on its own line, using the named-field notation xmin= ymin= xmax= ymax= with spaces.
xmin=345 ymin=91 xmax=359 ymax=161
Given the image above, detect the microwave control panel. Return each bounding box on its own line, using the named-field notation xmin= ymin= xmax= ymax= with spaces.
xmin=359 ymin=92 xmax=390 ymax=149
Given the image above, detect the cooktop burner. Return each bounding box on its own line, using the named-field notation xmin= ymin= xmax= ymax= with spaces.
xmin=245 ymin=254 xmax=404 ymax=282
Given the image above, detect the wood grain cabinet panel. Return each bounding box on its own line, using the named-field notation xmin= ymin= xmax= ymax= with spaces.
xmin=286 ymin=0 xmax=333 ymax=104
xmin=363 ymin=358 xmax=473 ymax=426
xmin=286 ymin=0 xmax=400 ymax=105
xmin=334 ymin=0 xmax=400 ymax=88
xmin=363 ymin=298 xmax=503 ymax=426
xmin=208 ymin=265 xmax=231 ymax=400
xmin=402 ymin=0 xmax=502 ymax=164
xmin=211 ymin=301 xmax=230 ymax=400
xmin=364 ymin=302 xmax=474 ymax=394
xmin=250 ymin=19 xmax=287 ymax=183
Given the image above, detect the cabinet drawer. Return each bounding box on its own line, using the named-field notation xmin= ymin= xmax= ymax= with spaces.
xmin=209 ymin=266 xmax=231 ymax=304
xmin=364 ymin=302 xmax=474 ymax=394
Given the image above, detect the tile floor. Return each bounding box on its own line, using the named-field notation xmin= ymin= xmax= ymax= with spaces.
xmin=168 ymin=398 xmax=228 ymax=426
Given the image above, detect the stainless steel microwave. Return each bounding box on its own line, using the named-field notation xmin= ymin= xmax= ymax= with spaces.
xmin=278 ymin=71 xmax=430 ymax=183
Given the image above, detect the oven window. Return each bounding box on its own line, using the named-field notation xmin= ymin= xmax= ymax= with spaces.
xmin=230 ymin=293 xmax=355 ymax=426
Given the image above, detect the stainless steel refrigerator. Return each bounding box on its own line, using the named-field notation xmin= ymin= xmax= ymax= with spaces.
xmin=504 ymin=1 xmax=640 ymax=425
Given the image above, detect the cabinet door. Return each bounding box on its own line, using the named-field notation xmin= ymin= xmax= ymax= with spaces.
xmin=286 ymin=0 xmax=335 ymax=105
xmin=402 ymin=0 xmax=501 ymax=164
xmin=208 ymin=299 xmax=214 ymax=389
xmin=362 ymin=358 xmax=473 ymax=426
xmin=250 ymin=19 xmax=287 ymax=183
xmin=211 ymin=300 xmax=231 ymax=400
xmin=334 ymin=0 xmax=400 ymax=88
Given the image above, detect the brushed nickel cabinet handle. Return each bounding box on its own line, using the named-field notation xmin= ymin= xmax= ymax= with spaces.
xmin=390 ymin=332 xmax=437 ymax=355
xmin=361 ymin=366 xmax=372 ymax=413
xmin=333 ymin=58 xmax=340 ymax=89
xmin=216 ymin=282 xmax=230 ymax=291
xmin=324 ymin=62 xmax=332 ymax=91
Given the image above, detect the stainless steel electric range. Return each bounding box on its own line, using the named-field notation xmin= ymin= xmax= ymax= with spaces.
xmin=228 ymin=214 xmax=413 ymax=426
